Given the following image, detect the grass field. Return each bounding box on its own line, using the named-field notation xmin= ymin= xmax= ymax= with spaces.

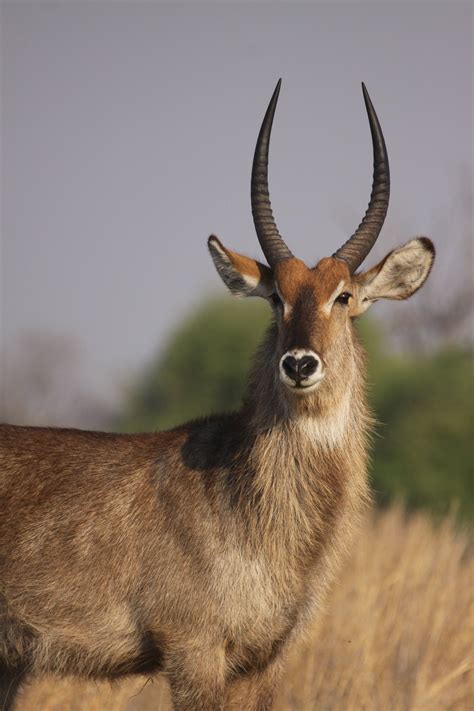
xmin=16 ymin=506 xmax=473 ymax=711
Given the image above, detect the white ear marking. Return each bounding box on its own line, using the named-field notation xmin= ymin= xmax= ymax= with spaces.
xmin=208 ymin=236 xmax=230 ymax=262
xmin=241 ymin=273 xmax=260 ymax=290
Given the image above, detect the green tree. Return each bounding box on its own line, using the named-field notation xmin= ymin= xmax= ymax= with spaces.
xmin=369 ymin=347 xmax=474 ymax=519
xmin=119 ymin=297 xmax=269 ymax=432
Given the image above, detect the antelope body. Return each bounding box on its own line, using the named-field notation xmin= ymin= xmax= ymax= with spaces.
xmin=0 ymin=81 xmax=434 ymax=711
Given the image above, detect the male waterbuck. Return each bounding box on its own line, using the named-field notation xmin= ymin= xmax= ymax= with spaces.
xmin=0 ymin=80 xmax=434 ymax=710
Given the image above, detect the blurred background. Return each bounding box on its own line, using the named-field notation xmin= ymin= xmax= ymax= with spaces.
xmin=1 ymin=1 xmax=472 ymax=524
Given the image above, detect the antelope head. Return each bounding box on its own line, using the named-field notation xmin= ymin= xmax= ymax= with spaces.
xmin=208 ymin=81 xmax=434 ymax=400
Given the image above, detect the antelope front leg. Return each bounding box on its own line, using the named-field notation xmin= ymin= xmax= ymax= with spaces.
xmin=226 ymin=657 xmax=285 ymax=711
xmin=166 ymin=643 xmax=228 ymax=711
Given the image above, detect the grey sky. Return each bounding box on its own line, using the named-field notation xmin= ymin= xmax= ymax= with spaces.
xmin=1 ymin=1 xmax=472 ymax=404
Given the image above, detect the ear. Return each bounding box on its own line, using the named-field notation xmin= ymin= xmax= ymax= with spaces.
xmin=208 ymin=235 xmax=274 ymax=298
xmin=351 ymin=237 xmax=435 ymax=316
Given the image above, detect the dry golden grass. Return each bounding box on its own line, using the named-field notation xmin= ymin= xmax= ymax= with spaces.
xmin=16 ymin=506 xmax=473 ymax=711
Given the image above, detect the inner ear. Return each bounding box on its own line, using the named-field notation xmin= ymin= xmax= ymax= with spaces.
xmin=352 ymin=237 xmax=435 ymax=314
xmin=208 ymin=236 xmax=274 ymax=298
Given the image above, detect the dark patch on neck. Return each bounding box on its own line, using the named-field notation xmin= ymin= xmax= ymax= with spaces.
xmin=179 ymin=413 xmax=259 ymax=513
xmin=179 ymin=413 xmax=250 ymax=473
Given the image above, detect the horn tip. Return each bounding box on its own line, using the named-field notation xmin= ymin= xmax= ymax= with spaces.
xmin=361 ymin=82 xmax=377 ymax=119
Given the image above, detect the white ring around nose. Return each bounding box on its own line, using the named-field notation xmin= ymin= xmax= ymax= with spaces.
xmin=279 ymin=349 xmax=325 ymax=393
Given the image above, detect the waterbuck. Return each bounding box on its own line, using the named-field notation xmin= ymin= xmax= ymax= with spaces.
xmin=0 ymin=81 xmax=434 ymax=711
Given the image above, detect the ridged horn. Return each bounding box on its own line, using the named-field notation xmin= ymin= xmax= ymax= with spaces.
xmin=251 ymin=79 xmax=294 ymax=266
xmin=332 ymin=83 xmax=390 ymax=273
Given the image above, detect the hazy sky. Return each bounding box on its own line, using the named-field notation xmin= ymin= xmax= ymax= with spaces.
xmin=1 ymin=1 xmax=472 ymax=404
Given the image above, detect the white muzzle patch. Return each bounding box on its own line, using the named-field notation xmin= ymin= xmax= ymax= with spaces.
xmin=279 ymin=349 xmax=325 ymax=394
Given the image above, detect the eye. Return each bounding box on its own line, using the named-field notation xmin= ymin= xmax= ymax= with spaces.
xmin=335 ymin=292 xmax=352 ymax=305
xmin=270 ymin=292 xmax=282 ymax=308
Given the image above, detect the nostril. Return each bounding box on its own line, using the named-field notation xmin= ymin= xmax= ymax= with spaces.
xmin=282 ymin=356 xmax=299 ymax=380
xmin=299 ymin=356 xmax=318 ymax=378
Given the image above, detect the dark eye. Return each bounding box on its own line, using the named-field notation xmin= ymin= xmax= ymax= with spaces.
xmin=270 ymin=293 xmax=282 ymax=307
xmin=336 ymin=292 xmax=352 ymax=305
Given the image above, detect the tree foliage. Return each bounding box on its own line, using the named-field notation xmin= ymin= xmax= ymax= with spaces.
xmin=119 ymin=298 xmax=270 ymax=432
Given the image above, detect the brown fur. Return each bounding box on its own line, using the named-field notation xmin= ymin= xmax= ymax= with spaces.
xmin=275 ymin=257 xmax=350 ymax=307
xmin=220 ymin=243 xmax=272 ymax=283
xmin=0 ymin=239 xmax=434 ymax=710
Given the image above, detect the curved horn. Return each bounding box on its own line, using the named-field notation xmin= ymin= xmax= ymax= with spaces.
xmin=251 ymin=79 xmax=294 ymax=266
xmin=332 ymin=83 xmax=390 ymax=273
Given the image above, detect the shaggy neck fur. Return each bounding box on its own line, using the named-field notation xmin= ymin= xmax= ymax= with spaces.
xmin=234 ymin=322 xmax=372 ymax=565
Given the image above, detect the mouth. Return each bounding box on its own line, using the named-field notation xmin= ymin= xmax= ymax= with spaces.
xmin=279 ymin=375 xmax=324 ymax=395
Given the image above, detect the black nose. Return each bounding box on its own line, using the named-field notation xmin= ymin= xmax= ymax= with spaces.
xmin=282 ymin=355 xmax=318 ymax=384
